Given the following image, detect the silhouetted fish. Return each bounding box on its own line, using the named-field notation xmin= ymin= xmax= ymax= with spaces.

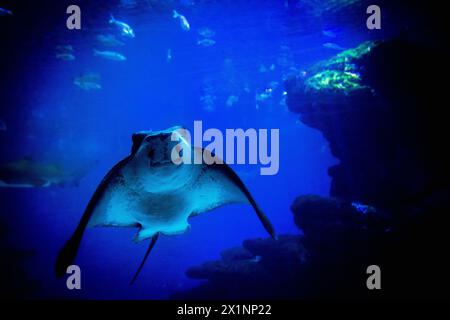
xmin=0 ymin=158 xmax=90 ymax=188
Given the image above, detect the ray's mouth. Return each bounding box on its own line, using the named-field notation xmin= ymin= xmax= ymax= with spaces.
xmin=147 ymin=149 xmax=172 ymax=168
xmin=147 ymin=148 xmax=155 ymax=159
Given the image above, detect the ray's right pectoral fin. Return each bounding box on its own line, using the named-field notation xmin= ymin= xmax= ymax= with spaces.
xmin=55 ymin=185 xmax=104 ymax=278
xmin=55 ymin=156 xmax=132 ymax=278
xmin=55 ymin=228 xmax=84 ymax=278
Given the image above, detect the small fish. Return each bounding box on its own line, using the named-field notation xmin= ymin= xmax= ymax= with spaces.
xmin=96 ymin=34 xmax=125 ymax=47
xmin=200 ymin=94 xmax=216 ymax=112
xmin=322 ymin=29 xmax=337 ymax=38
xmin=56 ymin=45 xmax=74 ymax=53
xmin=180 ymin=0 xmax=195 ymax=6
xmin=255 ymin=88 xmax=273 ymax=109
xmin=0 ymin=119 xmax=6 ymax=131
xmin=166 ymin=49 xmax=172 ymax=63
xmin=74 ymin=80 xmax=101 ymax=91
xmin=197 ymin=38 xmax=215 ymax=47
xmin=119 ymin=0 xmax=138 ymax=9
xmin=248 ymin=255 xmax=262 ymax=263
xmin=93 ymin=49 xmax=127 ymax=61
xmin=56 ymin=53 xmax=75 ymax=61
xmin=173 ymin=10 xmax=190 ymax=31
xmin=109 ymin=14 xmax=135 ymax=38
xmin=351 ymin=202 xmax=376 ymax=215
xmin=226 ymin=95 xmax=239 ymax=107
xmin=255 ymin=89 xmax=272 ymax=103
xmin=259 ymin=64 xmax=275 ymax=73
xmin=0 ymin=7 xmax=13 ymax=16
xmin=323 ymin=42 xmax=346 ymax=51
xmin=268 ymin=81 xmax=279 ymax=89
xmin=279 ymin=96 xmax=287 ymax=109
xmin=55 ymin=45 xmax=75 ymax=61
xmin=74 ymin=73 xmax=102 ymax=91
xmin=198 ymin=27 xmax=215 ymax=38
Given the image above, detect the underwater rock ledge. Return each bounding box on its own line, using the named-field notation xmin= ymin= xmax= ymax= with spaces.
xmin=172 ymin=193 xmax=450 ymax=299
xmin=285 ymin=39 xmax=450 ymax=210
xmin=171 ymin=195 xmax=391 ymax=299
xmin=171 ymin=235 xmax=307 ymax=300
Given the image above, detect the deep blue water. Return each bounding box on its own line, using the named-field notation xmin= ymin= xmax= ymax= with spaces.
xmin=0 ymin=0 xmax=394 ymax=299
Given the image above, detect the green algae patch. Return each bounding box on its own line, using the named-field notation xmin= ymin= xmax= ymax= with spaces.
xmin=305 ymin=70 xmax=363 ymax=92
xmin=305 ymin=41 xmax=378 ymax=94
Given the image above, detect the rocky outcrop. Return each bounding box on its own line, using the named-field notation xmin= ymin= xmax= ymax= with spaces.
xmin=172 ymin=192 xmax=450 ymax=299
xmin=172 ymin=196 xmax=369 ymax=299
xmin=172 ymin=235 xmax=307 ymax=299
xmin=285 ymin=40 xmax=450 ymax=210
xmin=171 ymin=195 xmax=390 ymax=300
xmin=284 ymin=39 xmax=450 ymax=298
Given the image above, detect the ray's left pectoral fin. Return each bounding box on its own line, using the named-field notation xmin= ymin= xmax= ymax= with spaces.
xmin=214 ymin=162 xmax=277 ymax=240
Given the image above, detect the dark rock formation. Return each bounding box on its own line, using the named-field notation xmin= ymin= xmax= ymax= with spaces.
xmin=173 ymin=192 xmax=450 ymax=299
xmin=172 ymin=235 xmax=308 ymax=299
xmin=291 ymin=194 xmax=450 ymax=299
xmin=171 ymin=195 xmax=389 ymax=300
xmin=285 ymin=40 xmax=450 ymax=210
xmin=284 ymin=39 xmax=450 ymax=298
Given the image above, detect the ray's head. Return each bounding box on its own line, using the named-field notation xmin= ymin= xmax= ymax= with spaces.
xmin=130 ymin=126 xmax=196 ymax=176
xmin=131 ymin=126 xmax=185 ymax=167
xmin=129 ymin=126 xmax=195 ymax=191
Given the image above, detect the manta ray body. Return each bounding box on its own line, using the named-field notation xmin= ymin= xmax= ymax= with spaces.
xmin=56 ymin=126 xmax=276 ymax=283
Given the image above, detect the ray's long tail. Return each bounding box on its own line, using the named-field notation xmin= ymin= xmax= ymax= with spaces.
xmin=130 ymin=233 xmax=159 ymax=285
